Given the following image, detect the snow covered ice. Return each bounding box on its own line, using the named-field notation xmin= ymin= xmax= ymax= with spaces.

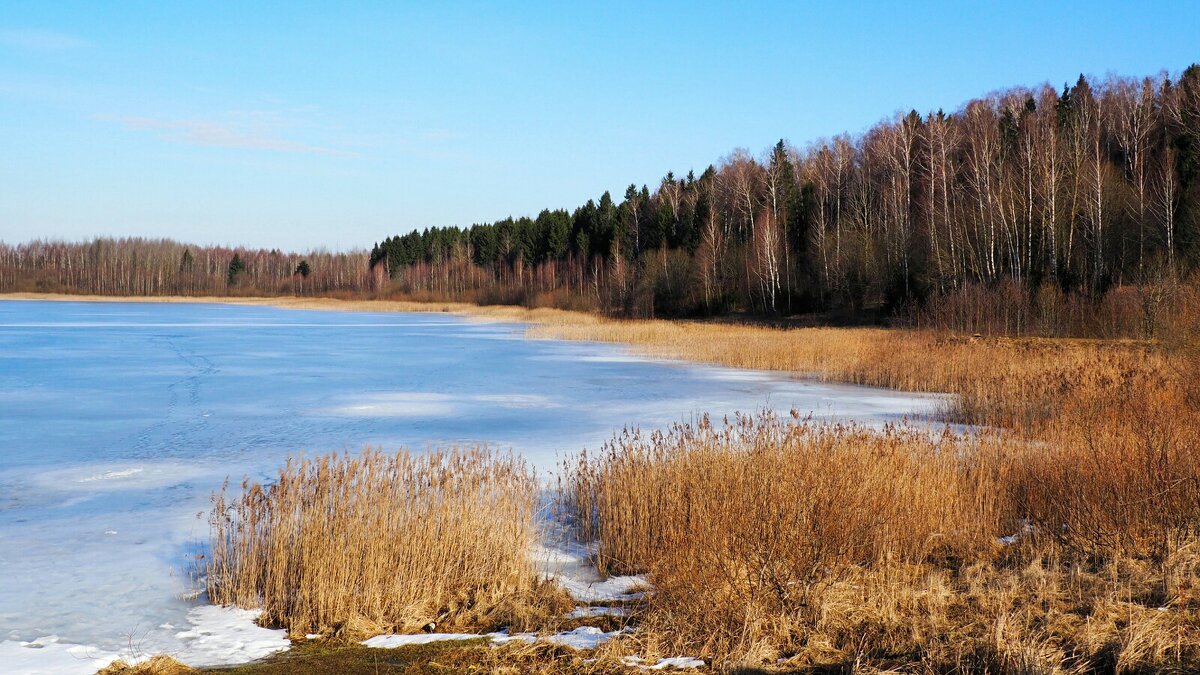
xmin=0 ymin=300 xmax=941 ymax=671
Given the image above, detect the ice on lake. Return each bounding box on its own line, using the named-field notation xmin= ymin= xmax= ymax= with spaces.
xmin=0 ymin=300 xmax=941 ymax=670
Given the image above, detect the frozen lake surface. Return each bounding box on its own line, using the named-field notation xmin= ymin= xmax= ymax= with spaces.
xmin=0 ymin=299 xmax=940 ymax=671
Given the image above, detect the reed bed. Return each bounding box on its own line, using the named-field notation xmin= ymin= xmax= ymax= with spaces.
xmin=562 ymin=411 xmax=1200 ymax=671
xmin=207 ymin=447 xmax=562 ymax=638
xmin=565 ymin=414 xmax=1011 ymax=578
xmin=533 ymin=319 xmax=1172 ymax=430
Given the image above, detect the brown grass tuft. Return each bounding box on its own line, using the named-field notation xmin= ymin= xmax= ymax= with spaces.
xmin=97 ymin=655 xmax=194 ymax=674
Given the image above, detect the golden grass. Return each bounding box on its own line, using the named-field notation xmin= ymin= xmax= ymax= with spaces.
xmin=207 ymin=447 xmax=568 ymax=639
xmin=97 ymin=656 xmax=193 ymax=674
xmin=565 ymin=415 xmax=1010 ymax=578
xmin=563 ymin=411 xmax=1200 ymax=671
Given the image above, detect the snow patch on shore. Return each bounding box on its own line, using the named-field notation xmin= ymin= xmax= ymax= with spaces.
xmin=0 ymin=636 xmax=125 ymax=675
xmin=363 ymin=626 xmax=623 ymax=651
xmin=170 ymin=606 xmax=289 ymax=667
xmin=362 ymin=632 xmax=498 ymax=648
xmin=529 ymin=538 xmax=649 ymax=602
xmin=0 ymin=606 xmax=288 ymax=674
xmin=622 ymin=655 xmax=705 ymax=670
xmin=542 ymin=625 xmax=623 ymax=649
xmin=559 ymin=574 xmax=649 ymax=603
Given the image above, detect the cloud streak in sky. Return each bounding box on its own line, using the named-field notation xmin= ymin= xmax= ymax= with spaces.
xmin=0 ymin=28 xmax=88 ymax=50
xmin=105 ymin=115 xmax=356 ymax=157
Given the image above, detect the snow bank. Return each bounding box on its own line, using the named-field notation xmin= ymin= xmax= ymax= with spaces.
xmin=363 ymin=632 xmax=492 ymax=648
xmin=362 ymin=626 xmax=622 ymax=652
xmin=529 ymin=537 xmax=649 ymax=603
xmin=541 ymin=625 xmax=623 ymax=649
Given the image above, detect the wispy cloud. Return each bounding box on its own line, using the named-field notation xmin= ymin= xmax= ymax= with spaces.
xmin=102 ymin=115 xmax=356 ymax=157
xmin=0 ymin=28 xmax=88 ymax=50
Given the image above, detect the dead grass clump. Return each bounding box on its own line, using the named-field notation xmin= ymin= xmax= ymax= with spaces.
xmin=97 ymin=656 xmax=194 ymax=674
xmin=207 ymin=447 xmax=560 ymax=638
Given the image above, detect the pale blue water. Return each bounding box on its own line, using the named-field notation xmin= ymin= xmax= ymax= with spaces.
xmin=0 ymin=300 xmax=937 ymax=657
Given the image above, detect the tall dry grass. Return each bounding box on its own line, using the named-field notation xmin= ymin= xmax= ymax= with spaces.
xmin=207 ymin=447 xmax=564 ymax=638
xmin=1010 ymin=374 xmax=1200 ymax=564
xmin=563 ymin=409 xmax=1200 ymax=670
xmin=565 ymin=414 xmax=1010 ymax=579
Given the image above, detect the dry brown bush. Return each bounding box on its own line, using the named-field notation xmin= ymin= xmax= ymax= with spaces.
xmin=1011 ymin=375 xmax=1200 ymax=564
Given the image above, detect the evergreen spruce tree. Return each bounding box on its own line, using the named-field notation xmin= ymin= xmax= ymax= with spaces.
xmin=227 ymin=254 xmax=246 ymax=285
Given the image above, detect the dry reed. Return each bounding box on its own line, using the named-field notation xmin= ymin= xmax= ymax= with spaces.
xmin=565 ymin=414 xmax=1010 ymax=578
xmin=207 ymin=447 xmax=562 ymax=638
xmin=563 ymin=411 xmax=1200 ymax=670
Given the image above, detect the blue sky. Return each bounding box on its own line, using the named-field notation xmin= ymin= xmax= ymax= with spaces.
xmin=2 ymin=2 xmax=1198 ymax=251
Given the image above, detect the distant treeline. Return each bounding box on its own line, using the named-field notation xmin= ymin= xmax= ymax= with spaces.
xmin=0 ymin=238 xmax=376 ymax=297
xmin=367 ymin=65 xmax=1200 ymax=323
xmin=4 ymin=65 xmax=1200 ymax=336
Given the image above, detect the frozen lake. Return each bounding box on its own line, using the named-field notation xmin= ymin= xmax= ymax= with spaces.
xmin=0 ymin=299 xmax=940 ymax=670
